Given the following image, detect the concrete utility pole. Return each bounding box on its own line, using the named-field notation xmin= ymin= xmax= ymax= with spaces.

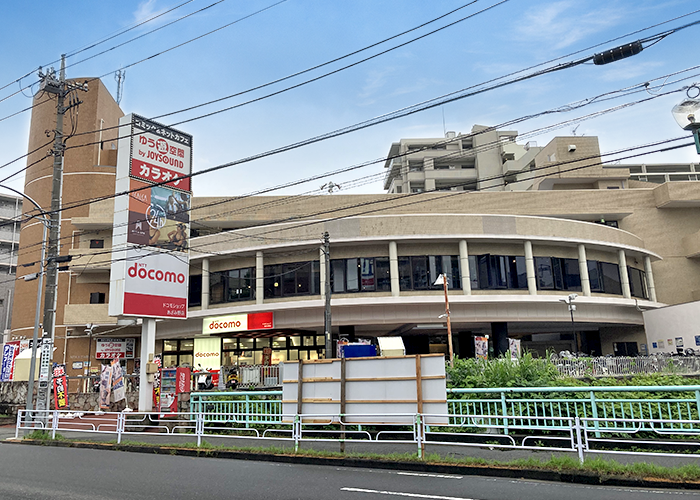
xmin=36 ymin=55 xmax=87 ymax=413
xmin=322 ymin=232 xmax=332 ymax=358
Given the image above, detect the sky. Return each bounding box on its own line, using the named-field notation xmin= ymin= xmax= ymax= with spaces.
xmin=0 ymin=0 xmax=699 ymax=200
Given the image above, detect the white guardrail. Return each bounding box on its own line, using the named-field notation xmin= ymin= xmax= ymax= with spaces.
xmin=15 ymin=409 xmax=700 ymax=463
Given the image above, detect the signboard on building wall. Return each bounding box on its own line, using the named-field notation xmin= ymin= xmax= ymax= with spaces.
xmin=194 ymin=337 xmax=221 ymax=370
xmin=202 ymin=312 xmax=274 ymax=334
xmin=109 ymin=113 xmax=192 ymax=320
xmin=95 ymin=338 xmax=136 ymax=360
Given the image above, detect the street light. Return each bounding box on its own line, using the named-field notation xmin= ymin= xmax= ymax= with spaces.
xmin=671 ymin=85 xmax=700 ymax=154
xmin=559 ymin=293 xmax=579 ymax=355
xmin=0 ymin=185 xmax=49 ymax=424
xmin=433 ymin=274 xmax=453 ymax=367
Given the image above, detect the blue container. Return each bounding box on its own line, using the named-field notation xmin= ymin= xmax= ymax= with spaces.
xmin=343 ymin=344 xmax=377 ymax=358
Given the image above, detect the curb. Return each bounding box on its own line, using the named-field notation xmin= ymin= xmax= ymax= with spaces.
xmin=3 ymin=438 xmax=700 ymax=490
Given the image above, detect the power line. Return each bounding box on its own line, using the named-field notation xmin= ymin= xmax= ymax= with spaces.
xmin=3 ymin=74 xmax=695 ymax=264
xmin=17 ymin=135 xmax=692 ymax=279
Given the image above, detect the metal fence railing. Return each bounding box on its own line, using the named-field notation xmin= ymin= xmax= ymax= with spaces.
xmin=15 ymin=408 xmax=700 ymax=463
xmin=553 ymin=355 xmax=700 ymax=378
xmin=190 ymin=386 xmax=700 ymax=439
xmin=447 ymin=385 xmax=700 ymax=437
xmin=238 ymin=365 xmax=280 ymax=389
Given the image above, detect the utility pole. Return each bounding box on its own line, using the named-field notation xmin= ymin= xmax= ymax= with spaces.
xmin=35 ymin=55 xmax=86 ymax=414
xmin=322 ymin=232 xmax=332 ymax=358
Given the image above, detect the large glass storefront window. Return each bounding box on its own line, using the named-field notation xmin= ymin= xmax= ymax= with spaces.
xmin=331 ymin=257 xmax=391 ymax=292
xmin=535 ymin=257 xmax=581 ymax=292
xmin=162 ymin=339 xmax=194 ymax=367
xmin=210 ymin=267 xmax=255 ymax=304
xmin=264 ymin=261 xmax=320 ymax=298
xmin=397 ymin=255 xmax=462 ymax=291
xmin=221 ymin=335 xmax=326 ymax=365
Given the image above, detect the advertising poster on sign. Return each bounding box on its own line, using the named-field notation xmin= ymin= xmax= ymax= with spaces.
xmin=474 ymin=336 xmax=489 ymax=360
xmin=127 ymin=179 xmax=190 ymax=251
xmin=52 ymin=364 xmax=69 ymax=410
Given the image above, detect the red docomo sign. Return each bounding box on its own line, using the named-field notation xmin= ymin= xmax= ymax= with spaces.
xmin=194 ymin=352 xmax=219 ymax=358
xmin=128 ymin=263 xmax=185 ymax=284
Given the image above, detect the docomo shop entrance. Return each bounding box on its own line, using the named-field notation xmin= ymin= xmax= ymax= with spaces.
xmin=163 ymin=332 xmax=328 ymax=368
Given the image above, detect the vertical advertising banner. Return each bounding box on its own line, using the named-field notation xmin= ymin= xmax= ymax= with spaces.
xmin=1 ymin=343 xmax=19 ymax=382
xmin=109 ymin=114 xmax=192 ymax=320
xmin=52 ymin=364 xmax=69 ymax=410
xmin=474 ymin=336 xmax=489 ymax=361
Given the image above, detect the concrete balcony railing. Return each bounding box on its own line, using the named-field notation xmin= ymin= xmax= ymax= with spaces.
xmin=68 ymin=248 xmax=113 ymax=272
xmin=63 ymin=303 xmax=117 ymax=327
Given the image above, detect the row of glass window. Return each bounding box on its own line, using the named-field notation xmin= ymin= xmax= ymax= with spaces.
xmin=188 ymin=254 xmax=648 ymax=306
xmin=161 ymin=336 xmax=327 ymax=367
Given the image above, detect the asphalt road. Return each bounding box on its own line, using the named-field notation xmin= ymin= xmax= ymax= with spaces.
xmin=0 ymin=443 xmax=697 ymax=500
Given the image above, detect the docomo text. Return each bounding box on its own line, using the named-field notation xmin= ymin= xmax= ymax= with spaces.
xmin=127 ymin=263 xmax=186 ymax=283
xmin=207 ymin=320 xmax=244 ymax=331
xmin=194 ymin=352 xmax=219 ymax=357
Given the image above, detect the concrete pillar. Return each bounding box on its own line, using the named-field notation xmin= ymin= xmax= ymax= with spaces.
xmin=138 ymin=318 xmax=156 ymax=412
xmin=459 ymin=240 xmax=471 ymax=295
xmin=524 ymin=241 xmax=537 ymax=295
xmin=320 ymin=247 xmax=326 ymax=300
xmin=491 ymin=322 xmax=509 ymax=357
xmin=644 ymin=256 xmax=657 ymax=302
xmin=389 ymin=241 xmax=400 ymax=297
xmin=256 ymin=251 xmax=264 ymax=305
xmin=578 ymin=244 xmax=591 ymax=297
xmin=201 ymin=258 xmax=210 ymax=310
xmin=618 ymin=249 xmax=631 ymax=299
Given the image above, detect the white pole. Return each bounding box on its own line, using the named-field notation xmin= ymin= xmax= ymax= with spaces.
xmin=138 ymin=318 xmax=157 ymax=411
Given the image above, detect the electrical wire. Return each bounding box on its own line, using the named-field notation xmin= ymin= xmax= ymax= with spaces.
xmin=3 ymin=73 xmax=696 ymax=263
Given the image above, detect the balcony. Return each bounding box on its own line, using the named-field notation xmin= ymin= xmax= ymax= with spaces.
xmin=63 ymin=303 xmax=117 ymax=327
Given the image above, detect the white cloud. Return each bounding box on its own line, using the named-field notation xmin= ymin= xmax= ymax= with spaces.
xmin=516 ymin=1 xmax=624 ymax=50
xmin=598 ymin=60 xmax=665 ymax=82
xmin=133 ymin=0 xmax=161 ymax=25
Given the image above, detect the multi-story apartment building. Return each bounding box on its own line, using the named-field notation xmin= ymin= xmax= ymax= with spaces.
xmin=0 ymin=194 xmax=21 ymax=343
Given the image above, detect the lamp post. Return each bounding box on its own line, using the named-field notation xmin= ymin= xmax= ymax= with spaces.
xmin=433 ymin=273 xmax=454 ymax=366
xmin=0 ymin=185 xmax=49 ymax=424
xmin=559 ymin=293 xmax=579 ymax=355
xmin=671 ymin=85 xmax=700 ymax=154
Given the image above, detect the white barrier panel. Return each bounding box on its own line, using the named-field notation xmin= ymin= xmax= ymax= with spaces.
xmin=282 ymin=354 xmax=448 ymax=425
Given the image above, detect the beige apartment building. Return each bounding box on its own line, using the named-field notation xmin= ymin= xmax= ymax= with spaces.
xmin=7 ymin=80 xmax=700 ymax=380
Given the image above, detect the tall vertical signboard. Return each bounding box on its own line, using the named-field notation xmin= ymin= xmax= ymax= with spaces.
xmin=109 ymin=114 xmax=192 ymax=318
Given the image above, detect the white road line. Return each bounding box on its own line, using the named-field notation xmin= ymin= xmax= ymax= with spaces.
xmin=341 ymin=487 xmax=475 ymax=500
xmin=396 ymin=472 xmax=462 ymax=479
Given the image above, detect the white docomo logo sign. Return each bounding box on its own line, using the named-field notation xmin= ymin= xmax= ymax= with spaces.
xmin=194 ymin=352 xmax=219 ymax=357
xmin=128 ymin=262 xmax=185 ymax=283
xmin=208 ymin=320 xmax=241 ymax=330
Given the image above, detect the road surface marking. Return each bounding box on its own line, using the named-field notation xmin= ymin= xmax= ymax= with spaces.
xmin=397 ymin=472 xmax=462 ymax=479
xmin=341 ymin=487 xmax=475 ymax=499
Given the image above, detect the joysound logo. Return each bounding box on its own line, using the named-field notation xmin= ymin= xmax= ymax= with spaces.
xmin=128 ymin=263 xmax=185 ymax=283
